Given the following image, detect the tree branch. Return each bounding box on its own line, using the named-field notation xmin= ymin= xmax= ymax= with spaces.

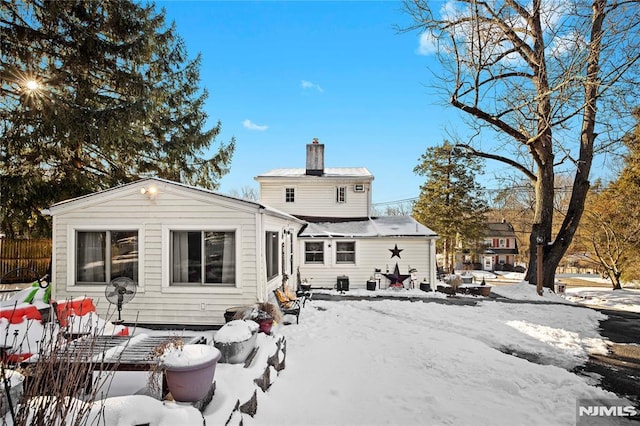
xmin=455 ymin=143 xmax=537 ymax=181
xmin=450 ymin=93 xmax=529 ymax=143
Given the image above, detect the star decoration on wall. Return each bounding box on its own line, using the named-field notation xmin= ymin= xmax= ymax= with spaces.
xmin=389 ymin=244 xmax=403 ymax=258
xmin=383 ymin=263 xmax=411 ymax=286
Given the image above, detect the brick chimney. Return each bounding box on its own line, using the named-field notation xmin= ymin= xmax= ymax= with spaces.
xmin=305 ymin=138 xmax=324 ymax=176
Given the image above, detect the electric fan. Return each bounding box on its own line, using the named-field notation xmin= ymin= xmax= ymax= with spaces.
xmin=105 ymin=277 xmax=137 ymax=324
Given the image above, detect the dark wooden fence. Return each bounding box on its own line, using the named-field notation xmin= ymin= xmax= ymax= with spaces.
xmin=0 ymin=239 xmax=52 ymax=284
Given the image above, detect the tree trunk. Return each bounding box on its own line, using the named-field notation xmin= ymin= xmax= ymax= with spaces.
xmin=526 ymin=136 xmax=555 ymax=289
xmin=610 ymin=270 xmax=622 ymax=290
xmin=525 ymin=0 xmax=605 ymax=292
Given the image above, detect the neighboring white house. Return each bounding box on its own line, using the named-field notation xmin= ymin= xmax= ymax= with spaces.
xmin=47 ymin=178 xmax=304 ymax=327
xmin=480 ymin=222 xmax=519 ymax=271
xmin=256 ymin=140 xmax=438 ymax=290
xmin=455 ymin=221 xmax=520 ymax=272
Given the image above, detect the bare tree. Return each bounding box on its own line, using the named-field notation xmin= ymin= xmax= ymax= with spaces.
xmin=372 ymin=199 xmax=416 ymax=216
xmin=404 ymin=0 xmax=640 ymax=291
xmin=228 ymin=185 xmax=259 ymax=201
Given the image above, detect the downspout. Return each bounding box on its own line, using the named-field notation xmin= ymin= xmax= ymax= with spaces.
xmin=429 ymin=238 xmax=437 ymax=290
xmin=256 ymin=207 xmax=266 ymax=302
xmin=367 ymin=183 xmax=373 ymax=218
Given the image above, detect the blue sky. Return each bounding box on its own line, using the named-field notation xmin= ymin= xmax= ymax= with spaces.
xmin=157 ymin=1 xmax=466 ymax=204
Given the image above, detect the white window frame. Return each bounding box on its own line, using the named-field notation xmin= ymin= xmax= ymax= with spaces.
xmin=285 ymin=187 xmax=295 ymax=203
xmin=66 ymin=225 xmax=144 ymax=292
xmin=304 ymin=241 xmax=325 ymax=264
xmin=169 ymin=230 xmax=237 ymax=287
xmin=336 ymin=186 xmax=347 ymax=203
xmin=335 ymin=241 xmax=356 ymax=264
xmin=162 ymin=225 xmax=241 ymax=294
xmin=265 ymin=230 xmax=279 ymax=281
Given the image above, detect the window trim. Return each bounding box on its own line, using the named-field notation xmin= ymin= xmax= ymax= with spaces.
xmin=162 ymin=225 xmax=242 ymax=294
xmin=285 ymin=187 xmax=295 ymax=203
xmin=67 ymin=225 xmax=144 ymax=292
xmin=169 ymin=230 xmax=237 ymax=287
xmin=336 ymin=186 xmax=347 ymax=203
xmin=335 ymin=241 xmax=356 ymax=264
xmin=75 ymin=230 xmax=140 ymax=285
xmin=265 ymin=230 xmax=279 ymax=281
xmin=304 ymin=241 xmax=325 ymax=264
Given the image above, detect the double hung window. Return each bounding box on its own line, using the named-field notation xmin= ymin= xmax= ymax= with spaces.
xmin=285 ymin=188 xmax=295 ymax=203
xmin=305 ymin=242 xmax=324 ymax=264
xmin=336 ymin=241 xmax=355 ymax=264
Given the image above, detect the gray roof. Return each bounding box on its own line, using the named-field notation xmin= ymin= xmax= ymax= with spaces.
xmin=299 ymin=216 xmax=437 ymax=238
xmin=256 ymin=167 xmax=373 ymax=179
xmin=485 ymin=222 xmax=516 ymax=237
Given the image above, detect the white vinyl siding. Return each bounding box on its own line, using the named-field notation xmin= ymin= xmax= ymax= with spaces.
xmin=298 ymin=238 xmax=435 ymax=290
xmin=259 ymin=179 xmax=371 ymax=218
xmin=50 ymin=180 xmax=304 ymax=326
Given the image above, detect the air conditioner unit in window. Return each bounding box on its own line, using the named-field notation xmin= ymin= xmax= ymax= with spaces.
xmin=353 ymin=184 xmax=365 ymax=192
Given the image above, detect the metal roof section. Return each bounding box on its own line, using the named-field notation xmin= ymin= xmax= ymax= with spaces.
xmin=255 ymin=167 xmax=374 ymax=179
xmin=299 ymin=216 xmax=437 ymax=238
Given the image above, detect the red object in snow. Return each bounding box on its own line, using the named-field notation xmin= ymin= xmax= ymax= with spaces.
xmin=0 ymin=305 xmax=42 ymax=324
xmin=256 ymin=318 xmax=273 ymax=334
xmin=55 ymin=298 xmax=96 ymax=326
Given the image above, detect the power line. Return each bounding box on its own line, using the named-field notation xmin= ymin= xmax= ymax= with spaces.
xmin=373 ymin=185 xmax=581 ymax=207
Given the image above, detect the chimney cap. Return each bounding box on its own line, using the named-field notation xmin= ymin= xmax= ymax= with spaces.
xmin=312 ymin=138 xmax=319 ymax=144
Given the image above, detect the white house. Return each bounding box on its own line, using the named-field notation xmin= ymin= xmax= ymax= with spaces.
xmin=47 ymin=141 xmax=437 ymax=327
xmin=256 ymin=140 xmax=438 ymax=290
xmin=47 ymin=178 xmax=304 ymax=327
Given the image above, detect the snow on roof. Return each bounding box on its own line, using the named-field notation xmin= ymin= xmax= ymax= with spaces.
xmin=299 ymin=216 xmax=437 ymax=238
xmin=48 ymin=177 xmax=304 ymax=223
xmin=255 ymin=167 xmax=374 ymax=179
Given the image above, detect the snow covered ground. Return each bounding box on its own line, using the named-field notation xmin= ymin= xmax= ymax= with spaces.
xmin=250 ymin=284 xmax=638 ymax=426
xmin=565 ymin=287 xmax=640 ymax=313
xmin=2 ymin=281 xmax=639 ymax=425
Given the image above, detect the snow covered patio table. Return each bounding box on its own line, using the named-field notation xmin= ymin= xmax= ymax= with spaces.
xmin=24 ymin=333 xmax=206 ymax=396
